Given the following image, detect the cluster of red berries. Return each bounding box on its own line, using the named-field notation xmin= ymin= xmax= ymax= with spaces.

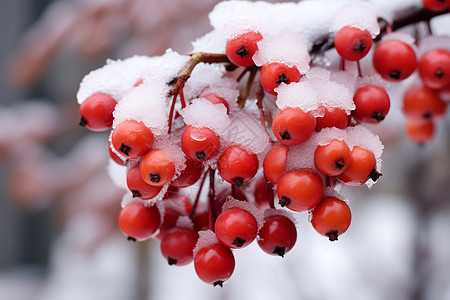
xmin=77 ymin=0 xmax=448 ymax=287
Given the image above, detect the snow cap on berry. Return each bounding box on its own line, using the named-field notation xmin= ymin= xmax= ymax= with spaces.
xmin=181 ymin=98 xmax=231 ymax=135
xmin=381 ymin=32 xmax=417 ymax=49
xmin=175 ymin=216 xmax=195 ymax=230
xmin=184 ymin=63 xmax=225 ymax=100
xmin=222 ymin=197 xmax=265 ymax=231
xmin=330 ymin=2 xmax=380 ymax=38
xmin=263 ymin=208 xmax=297 ymax=225
xmin=276 ymin=81 xmax=321 ymax=113
xmin=191 ymin=29 xmax=227 ymax=53
xmin=193 ymin=230 xmax=219 ymax=256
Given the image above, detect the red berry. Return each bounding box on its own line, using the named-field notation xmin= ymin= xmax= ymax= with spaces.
xmin=161 ymin=227 xmax=199 ymax=266
xmin=403 ymin=86 xmax=447 ymax=120
xmin=109 ymin=141 xmax=125 ymax=165
xmin=259 ymin=62 xmax=301 ymax=95
xmin=139 ymin=149 xmax=176 ymax=187
xmin=202 ymin=93 xmax=230 ymax=114
xmin=181 ymin=125 xmax=220 ymax=162
xmin=334 ymin=26 xmax=373 ymax=61
xmin=226 ymin=31 xmax=263 ymax=67
xmin=194 ymin=243 xmax=235 ymax=287
xmin=258 ymin=214 xmax=297 ymax=257
xmin=311 ymin=197 xmax=352 ymax=241
xmin=215 ymin=207 xmax=258 ymax=249
xmin=352 ymin=85 xmax=390 ymax=124
xmin=272 ymin=107 xmax=316 ymax=146
xmin=79 ymin=93 xmax=116 ymax=131
xmin=422 ymin=0 xmax=448 ymax=11
xmin=314 ymin=139 xmax=352 ymax=176
xmin=253 ymin=176 xmax=273 ymax=209
xmin=111 ymin=119 xmax=154 ymax=159
xmin=373 ymin=39 xmax=417 ymax=81
xmin=337 ymin=146 xmax=381 ymax=185
xmin=406 ymin=118 xmax=435 ymax=145
xmin=118 ymin=202 xmax=160 ymax=241
xmin=315 ymin=107 xmax=348 ymax=131
xmin=263 ymin=144 xmax=288 ymax=185
xmin=127 ymin=162 xmax=163 ymax=199
xmin=276 ymin=170 xmax=324 ymax=212
xmin=171 ymin=159 xmax=203 ymax=188
xmin=418 ymin=49 xmax=450 ymax=89
xmin=217 ymin=145 xmax=259 ymax=187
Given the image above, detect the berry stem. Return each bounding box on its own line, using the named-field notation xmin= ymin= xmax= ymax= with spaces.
xmin=356 ymin=60 xmax=362 ymax=78
xmin=208 ymin=167 xmax=216 ymax=231
xmin=189 ymin=168 xmax=209 ymax=219
xmin=236 ymin=67 xmax=250 ymax=82
xmin=256 ymin=83 xmax=272 ymax=140
xmin=267 ymin=179 xmax=275 ymax=209
xmin=231 ymin=183 xmax=236 ymax=198
xmin=167 ymin=93 xmax=177 ymax=134
xmin=238 ymin=66 xmax=258 ymax=109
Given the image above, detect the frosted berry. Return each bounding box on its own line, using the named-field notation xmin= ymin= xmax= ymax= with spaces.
xmin=272 ymin=107 xmax=316 ymax=146
xmin=314 ymin=139 xmax=352 ymax=176
xmin=202 ymin=93 xmax=230 ymax=114
xmin=111 ymin=119 xmax=154 ymax=159
xmin=127 ymin=162 xmax=163 ymax=199
xmin=315 ymin=107 xmax=348 ymax=131
xmin=226 ymin=31 xmax=263 ymax=67
xmin=181 ymin=125 xmax=220 ymax=162
xmin=334 ymin=26 xmax=373 ymax=61
xmin=259 ymin=62 xmax=301 ymax=95
xmin=139 ymin=149 xmax=176 ymax=187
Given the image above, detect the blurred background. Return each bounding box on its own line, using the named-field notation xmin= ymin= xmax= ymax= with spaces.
xmin=0 ymin=0 xmax=449 ymax=299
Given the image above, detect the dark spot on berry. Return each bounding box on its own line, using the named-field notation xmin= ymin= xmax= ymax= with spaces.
xmin=150 ymin=173 xmax=161 ymax=183
xmin=79 ymin=116 xmax=88 ymax=127
xmin=127 ymin=236 xmax=137 ymax=242
xmin=389 ymin=69 xmax=401 ymax=80
xmin=279 ymin=130 xmax=291 ymax=140
xmin=353 ymin=40 xmax=367 ymax=53
xmin=232 ymin=237 xmax=246 ymax=248
xmin=335 ymin=158 xmax=345 ymax=170
xmin=236 ymin=45 xmax=249 ymax=58
xmin=131 ymin=190 xmax=142 ymax=198
xmin=119 ymin=143 xmax=131 ymax=156
xmin=276 ymin=73 xmax=290 ymax=84
xmin=232 ymin=177 xmax=244 ymax=187
xmin=167 ymin=257 xmax=178 ymax=265
xmin=423 ymin=112 xmax=432 ymax=119
xmin=273 ymin=246 xmax=286 ymax=257
xmin=368 ymin=169 xmax=382 ymax=182
xmin=196 ymin=151 xmax=206 ymax=161
xmin=435 ymin=68 xmax=444 ymax=78
xmin=279 ymin=196 xmax=291 ymax=207
xmin=371 ymin=110 xmax=385 ymax=121
xmin=213 ymin=281 xmax=224 ymax=287
xmin=326 ymin=231 xmax=339 ymax=241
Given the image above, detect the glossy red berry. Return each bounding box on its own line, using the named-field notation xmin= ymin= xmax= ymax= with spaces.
xmin=373 ymin=39 xmax=417 ymax=81
xmin=194 ymin=243 xmax=235 ymax=287
xmin=337 ymin=146 xmax=381 ymax=185
xmin=226 ymin=31 xmax=263 ymax=67
xmin=259 ymin=62 xmax=301 ymax=95
xmin=406 ymin=118 xmax=435 ymax=145
xmin=161 ymin=227 xmax=199 ymax=266
xmin=272 ymin=107 xmax=316 ymax=146
xmin=263 ymin=144 xmax=288 ymax=185
xmin=276 ymin=170 xmax=324 ymax=212
xmin=418 ymin=49 xmax=450 ymax=89
xmin=127 ymin=162 xmax=163 ymax=199
xmin=403 ymin=86 xmax=447 ymax=120
xmin=79 ymin=93 xmax=116 ymax=131
xmin=139 ymin=149 xmax=175 ymax=187
xmin=315 ymin=107 xmax=349 ymax=131
xmin=311 ymin=197 xmax=352 ymax=241
xmin=352 ymin=85 xmax=390 ymax=124
xmin=171 ymin=159 xmax=203 ymax=188
xmin=334 ymin=26 xmax=373 ymax=61
xmin=118 ymin=202 xmax=161 ymax=241
xmin=111 ymin=119 xmax=154 ymax=159
xmin=258 ymin=214 xmax=297 ymax=257
xmin=422 ymin=0 xmax=448 ymax=11
xmin=202 ymin=93 xmax=230 ymax=114
xmin=253 ymin=176 xmax=273 ymax=209
xmin=181 ymin=125 xmax=220 ymax=162
xmin=215 ymin=207 xmax=258 ymax=249
xmin=314 ymin=139 xmax=352 ymax=176
xmin=217 ymin=145 xmax=259 ymax=187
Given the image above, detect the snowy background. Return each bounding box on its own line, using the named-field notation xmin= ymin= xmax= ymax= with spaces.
xmin=0 ymin=0 xmax=449 ymax=300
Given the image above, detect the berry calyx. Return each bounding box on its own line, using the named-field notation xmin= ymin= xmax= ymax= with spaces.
xmin=111 ymin=119 xmax=154 ymax=159
xmin=194 ymin=243 xmax=235 ymax=287
xmin=259 ymin=62 xmax=301 ymax=95
xmin=352 ymin=85 xmax=391 ymax=124
xmin=118 ymin=202 xmax=161 ymax=241
xmin=272 ymin=107 xmax=316 ymax=146
xmin=311 ymin=197 xmax=352 ymax=241
xmin=276 ymin=170 xmax=324 ymax=212
xmin=314 ymin=139 xmax=352 ymax=176
xmin=139 ymin=149 xmax=176 ymax=187
xmin=373 ymin=39 xmax=417 ymax=81
xmin=257 ymin=214 xmax=297 ymax=257
xmin=215 ymin=207 xmax=258 ymax=249
xmin=217 ymin=145 xmax=259 ymax=187
xmin=334 ymin=26 xmax=373 ymax=61
xmin=226 ymin=31 xmax=263 ymax=67
xmin=79 ymin=93 xmax=116 ymax=131
xmin=181 ymin=125 xmax=220 ymax=162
